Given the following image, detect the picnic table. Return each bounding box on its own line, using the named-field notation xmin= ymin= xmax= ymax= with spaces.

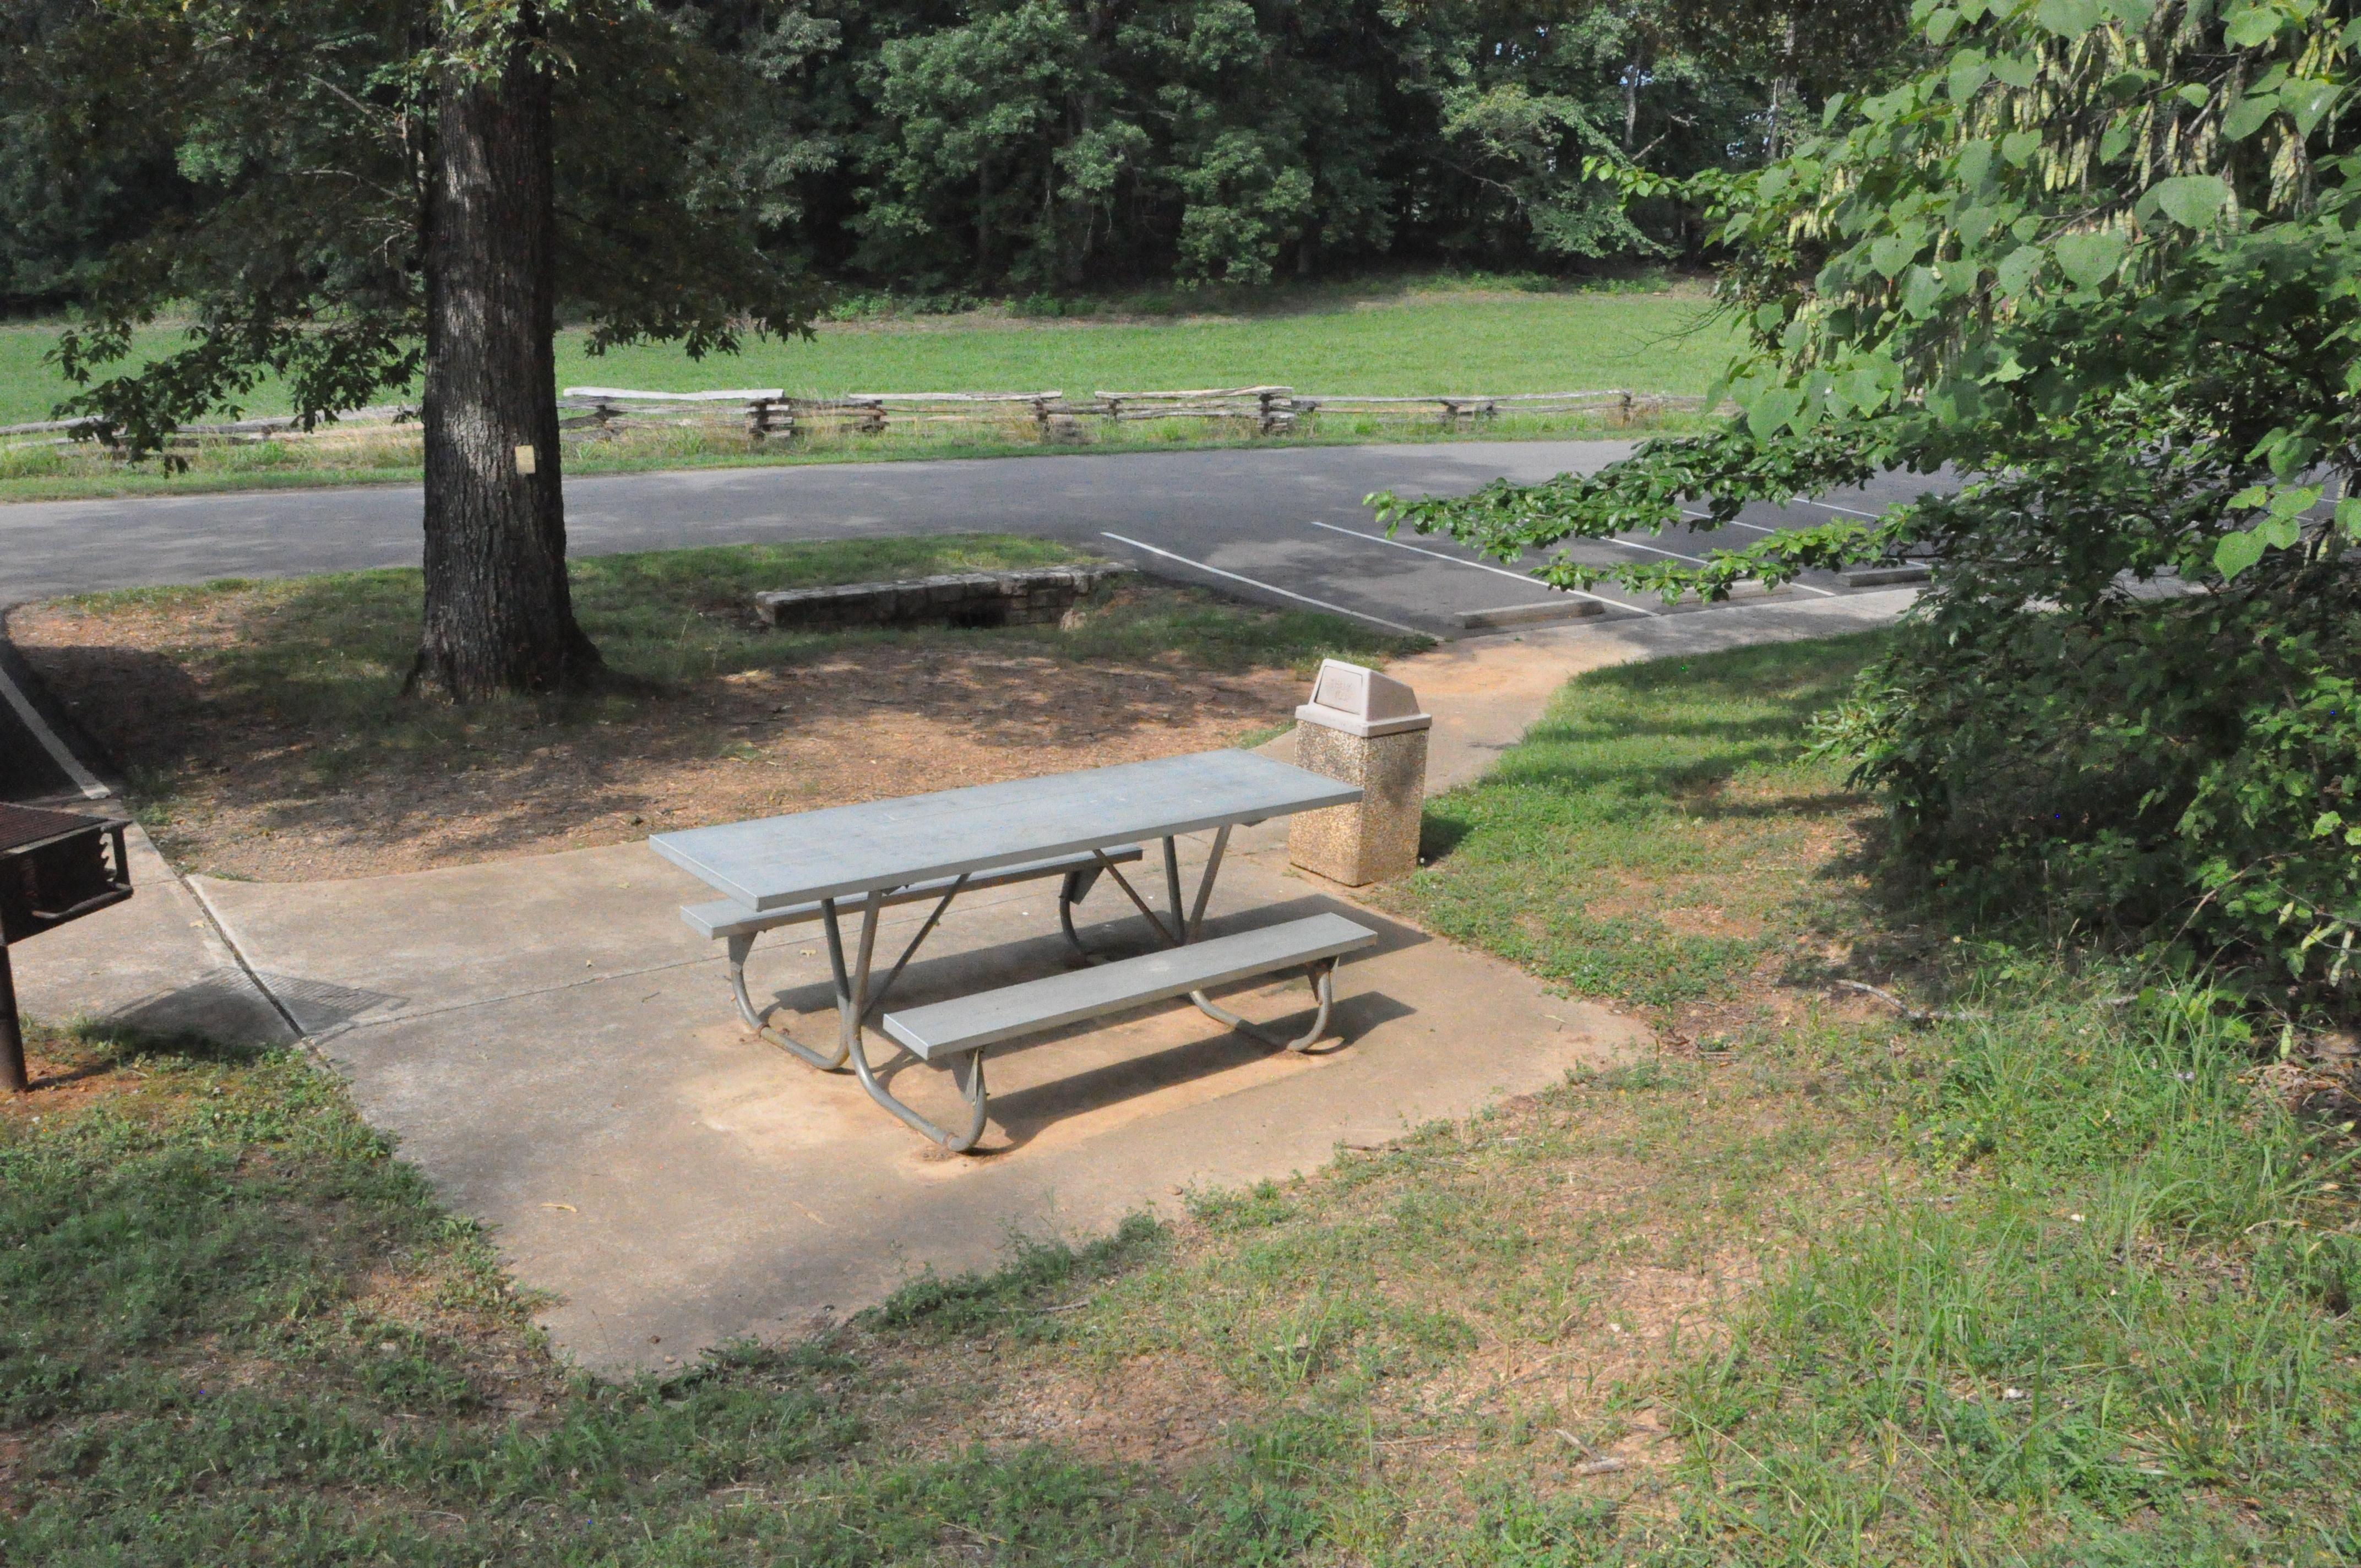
xmin=651 ymin=750 xmax=1379 ymax=1150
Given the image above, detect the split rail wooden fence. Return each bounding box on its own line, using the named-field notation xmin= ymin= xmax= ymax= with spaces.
xmin=556 ymin=384 xmax=1701 ymax=440
xmin=1 ymin=385 xmax=1704 ymax=453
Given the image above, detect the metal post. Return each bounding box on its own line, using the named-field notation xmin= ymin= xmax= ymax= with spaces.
xmin=1 ymin=943 xmax=25 ymax=1094
xmin=1162 ymin=838 xmax=1188 ymax=943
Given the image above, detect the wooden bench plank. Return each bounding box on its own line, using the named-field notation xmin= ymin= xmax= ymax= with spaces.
xmin=880 ymin=913 xmax=1377 ymax=1061
xmin=681 ymin=846 xmax=1141 ymax=941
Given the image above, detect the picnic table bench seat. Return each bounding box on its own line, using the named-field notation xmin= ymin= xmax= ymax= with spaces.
xmin=872 ymin=910 xmax=1377 ymax=1150
xmin=881 ymin=911 xmax=1377 ymax=1061
xmin=679 ymin=844 xmax=1141 ymax=941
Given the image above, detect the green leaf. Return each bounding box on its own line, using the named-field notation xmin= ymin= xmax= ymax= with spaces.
xmin=2288 ymin=79 xmax=2344 ymax=138
xmin=1956 ymin=204 xmax=2000 ymax=246
xmin=1949 ymin=54 xmax=1992 ymax=101
xmin=1926 ymin=6 xmax=1962 ymax=45
xmin=2268 ymin=484 xmax=2322 ymax=517
xmin=2222 ymin=92 xmax=2280 ymax=140
xmin=1995 ymin=244 xmax=2046 ymax=297
xmin=1990 ymin=55 xmax=2038 ymax=90
xmin=2223 ymin=2 xmax=2287 ymax=46
xmin=2148 ymin=175 xmax=2230 ymax=227
xmin=2314 ymin=812 xmax=2344 ymax=840
xmin=2037 ymin=0 xmax=2103 ymax=35
xmin=1745 ymin=385 xmax=1804 ymax=441
xmin=1870 ymin=233 xmax=1922 ymax=277
xmin=2215 ymin=528 xmax=2268 ymax=579
xmin=2334 ymin=496 xmax=2361 ymax=538
xmin=1839 ymin=366 xmax=1894 ymax=412
xmin=1956 ymin=139 xmax=1995 ymax=187
xmin=2053 ymin=230 xmax=2125 ymax=288
xmin=1902 ymin=265 xmax=1946 ymax=317
xmin=2001 ymin=129 xmax=2044 ymax=165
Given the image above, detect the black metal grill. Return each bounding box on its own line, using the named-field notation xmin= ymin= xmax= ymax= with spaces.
xmin=1 ymin=803 xmax=134 ymax=1092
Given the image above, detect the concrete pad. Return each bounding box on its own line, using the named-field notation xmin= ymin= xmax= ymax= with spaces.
xmin=194 ymin=837 xmax=1640 ymax=1371
xmin=9 ymin=823 xmax=293 ymax=1047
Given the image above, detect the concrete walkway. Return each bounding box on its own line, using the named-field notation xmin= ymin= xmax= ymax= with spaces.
xmin=10 ymin=586 xmax=1912 ymax=1373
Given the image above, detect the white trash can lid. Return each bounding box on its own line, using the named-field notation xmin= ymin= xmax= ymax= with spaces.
xmin=1296 ymin=659 xmax=1432 ymax=738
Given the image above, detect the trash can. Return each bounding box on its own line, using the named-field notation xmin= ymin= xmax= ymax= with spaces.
xmin=1287 ymin=660 xmax=1430 ymax=886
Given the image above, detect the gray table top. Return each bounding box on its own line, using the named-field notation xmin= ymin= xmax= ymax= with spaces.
xmin=648 ymin=749 xmax=1362 ymax=912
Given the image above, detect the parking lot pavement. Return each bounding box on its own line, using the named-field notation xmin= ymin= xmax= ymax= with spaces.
xmin=1090 ymin=472 xmax=1934 ymax=638
xmin=0 ymin=441 xmax=1940 ymax=637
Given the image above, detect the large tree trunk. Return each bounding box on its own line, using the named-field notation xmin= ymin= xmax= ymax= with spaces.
xmin=411 ymin=9 xmax=601 ymax=700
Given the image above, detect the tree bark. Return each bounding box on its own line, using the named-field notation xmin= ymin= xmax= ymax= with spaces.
xmin=411 ymin=8 xmax=601 ymax=700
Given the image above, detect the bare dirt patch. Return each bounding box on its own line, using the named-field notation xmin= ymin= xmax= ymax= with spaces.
xmin=8 ymin=596 xmax=1309 ymax=883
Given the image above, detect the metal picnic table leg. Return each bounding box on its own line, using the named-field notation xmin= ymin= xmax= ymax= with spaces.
xmin=1 ymin=943 xmax=26 ymax=1095
xmin=732 ymin=875 xmax=972 ymax=1073
xmin=1174 ymin=822 xmax=1340 ymax=1050
xmin=729 ymin=930 xmax=850 ymax=1072
xmin=829 ymin=895 xmax=991 ymax=1152
xmin=1190 ymin=956 xmax=1343 ymax=1052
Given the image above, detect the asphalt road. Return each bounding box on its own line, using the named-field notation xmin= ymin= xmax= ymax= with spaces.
xmin=0 ymin=440 xmax=1929 ymax=637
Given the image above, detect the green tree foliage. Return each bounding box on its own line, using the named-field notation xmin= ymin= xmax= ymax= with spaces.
xmin=1 ymin=1 xmax=1910 ymax=311
xmin=1379 ymin=0 xmax=2361 ymax=999
xmin=835 ymin=0 xmax=1889 ymax=290
xmin=6 ymin=1 xmax=817 ymax=696
xmin=19 ymin=0 xmax=810 ymax=451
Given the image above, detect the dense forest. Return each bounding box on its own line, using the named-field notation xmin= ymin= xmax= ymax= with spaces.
xmin=0 ymin=0 xmax=1908 ymax=312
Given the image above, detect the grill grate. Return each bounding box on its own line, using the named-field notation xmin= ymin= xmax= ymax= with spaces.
xmin=0 ymin=802 xmax=108 ymax=856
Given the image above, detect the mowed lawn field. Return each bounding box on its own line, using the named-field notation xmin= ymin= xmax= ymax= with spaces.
xmin=0 ymin=285 xmax=1734 ymax=426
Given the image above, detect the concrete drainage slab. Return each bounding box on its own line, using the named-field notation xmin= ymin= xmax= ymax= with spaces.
xmin=754 ymin=565 xmax=1131 ymax=631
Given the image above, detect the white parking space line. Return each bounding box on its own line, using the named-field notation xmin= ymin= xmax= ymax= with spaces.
xmin=1804 ymin=500 xmax=1881 ymax=519
xmin=1305 ymin=521 xmax=1656 ymax=617
xmin=1682 ymin=508 xmax=1775 ymax=535
xmin=1098 ymin=532 xmax=1428 ymax=636
xmin=0 ymin=658 xmax=110 ymax=800
xmin=1621 ymin=528 xmax=1836 ymax=596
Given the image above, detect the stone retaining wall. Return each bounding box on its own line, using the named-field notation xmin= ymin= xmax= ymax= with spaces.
xmin=754 ymin=565 xmax=1131 ymax=631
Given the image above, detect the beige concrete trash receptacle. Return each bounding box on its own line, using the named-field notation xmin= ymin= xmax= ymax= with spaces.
xmin=1287 ymin=660 xmax=1432 ymax=886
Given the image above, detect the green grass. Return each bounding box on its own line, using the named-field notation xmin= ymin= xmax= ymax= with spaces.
xmin=0 ymin=284 xmax=1732 ymax=503
xmin=0 ymin=285 xmax=1734 ymax=427
xmin=12 ymin=634 xmax=2355 ymax=1564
